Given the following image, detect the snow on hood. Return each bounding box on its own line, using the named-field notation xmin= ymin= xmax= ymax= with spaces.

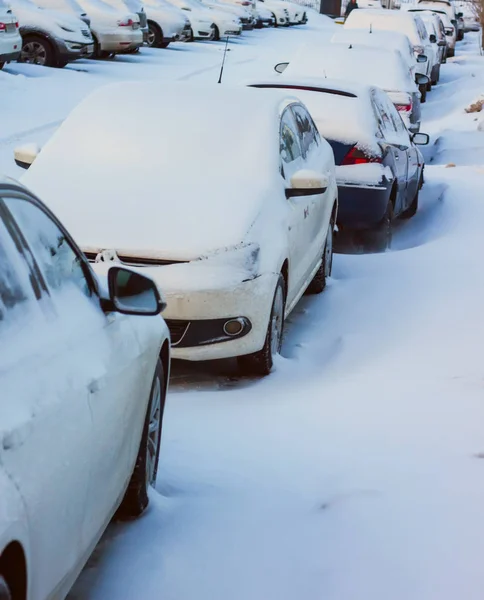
xmin=22 ymin=82 xmax=288 ymax=261
xmin=281 ymin=42 xmax=417 ymax=94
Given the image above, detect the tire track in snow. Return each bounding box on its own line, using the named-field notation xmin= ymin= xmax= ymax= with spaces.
xmin=0 ymin=119 xmax=63 ymax=147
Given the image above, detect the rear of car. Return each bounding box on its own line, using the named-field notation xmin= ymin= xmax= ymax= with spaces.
xmin=0 ymin=0 xmax=21 ymax=68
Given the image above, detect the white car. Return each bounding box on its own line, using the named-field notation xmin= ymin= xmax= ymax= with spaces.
xmin=210 ymin=0 xmax=254 ymax=27
xmin=344 ymin=8 xmax=437 ymax=101
xmin=203 ymin=0 xmax=252 ymax=29
xmin=98 ymin=0 xmax=149 ymax=44
xmin=142 ymin=0 xmax=191 ymax=46
xmin=276 ymin=42 xmax=423 ymax=132
xmin=167 ymin=0 xmax=240 ymax=37
xmin=248 ymin=78 xmax=429 ymax=251
xmin=0 ymin=0 xmax=21 ymax=69
xmin=11 ymin=0 xmax=93 ymax=66
xmin=332 ymin=28 xmax=421 ymax=80
xmin=15 ymin=82 xmax=338 ymax=375
xmin=74 ymin=0 xmax=143 ymax=56
xmin=254 ymin=1 xmax=274 ymax=26
xmin=0 ymin=177 xmax=170 ymax=600
xmin=415 ymin=10 xmax=446 ymax=81
xmin=258 ymin=0 xmax=289 ymax=26
xmin=409 ymin=1 xmax=457 ymax=56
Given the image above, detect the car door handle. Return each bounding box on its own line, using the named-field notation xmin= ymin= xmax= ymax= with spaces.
xmin=395 ymin=154 xmax=399 ymax=160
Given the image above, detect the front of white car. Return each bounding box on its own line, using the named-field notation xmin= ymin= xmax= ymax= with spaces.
xmin=258 ymin=0 xmax=288 ymax=26
xmin=140 ymin=0 xmax=191 ymax=46
xmin=0 ymin=0 xmax=21 ymax=67
xmin=165 ymin=0 xmax=215 ymax=38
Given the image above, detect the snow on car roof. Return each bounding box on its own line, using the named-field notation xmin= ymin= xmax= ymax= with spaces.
xmin=331 ymin=29 xmax=415 ymax=68
xmin=247 ymin=77 xmax=381 ymax=152
xmin=281 ymin=42 xmax=416 ymax=94
xmin=22 ymin=82 xmax=297 ymax=260
xmin=344 ymin=8 xmax=421 ymax=41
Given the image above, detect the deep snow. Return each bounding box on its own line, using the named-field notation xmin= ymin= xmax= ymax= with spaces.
xmin=1 ymin=14 xmax=484 ymax=600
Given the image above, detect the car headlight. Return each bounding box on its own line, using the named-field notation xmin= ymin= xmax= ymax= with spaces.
xmin=58 ymin=23 xmax=75 ymax=32
xmin=197 ymin=243 xmax=260 ymax=279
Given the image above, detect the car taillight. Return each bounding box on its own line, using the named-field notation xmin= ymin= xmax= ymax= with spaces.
xmin=118 ymin=18 xmax=134 ymax=26
xmin=341 ymin=146 xmax=382 ymax=166
xmin=413 ymin=44 xmax=424 ymax=54
xmin=0 ymin=23 xmax=6 ymax=31
xmin=15 ymin=21 xmax=18 ymax=27
xmin=396 ymin=101 xmax=412 ymax=113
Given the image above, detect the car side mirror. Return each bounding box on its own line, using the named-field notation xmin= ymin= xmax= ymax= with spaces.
xmin=274 ymin=62 xmax=289 ymax=74
xmin=14 ymin=143 xmax=40 ymax=169
xmin=106 ymin=266 xmax=166 ymax=316
xmin=417 ymin=53 xmax=427 ymax=63
xmin=429 ymin=33 xmax=436 ymax=43
xmin=416 ymin=73 xmax=430 ymax=85
xmin=285 ymin=170 xmax=329 ymax=199
xmin=412 ymin=132 xmax=429 ymax=145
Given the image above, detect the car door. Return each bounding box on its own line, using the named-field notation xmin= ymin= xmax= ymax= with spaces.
xmin=279 ymin=105 xmax=314 ymax=307
xmin=390 ymin=109 xmax=421 ymax=209
xmin=0 ymin=192 xmax=97 ymax=600
xmin=291 ymin=102 xmax=333 ymax=271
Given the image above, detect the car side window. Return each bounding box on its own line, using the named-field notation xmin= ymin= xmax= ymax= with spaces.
xmin=371 ymin=91 xmax=396 ymax=136
xmin=0 ymin=214 xmax=38 ymax=328
xmin=3 ymin=196 xmax=92 ymax=299
xmin=291 ymin=104 xmax=320 ymax=156
xmin=280 ymin=108 xmax=303 ymax=166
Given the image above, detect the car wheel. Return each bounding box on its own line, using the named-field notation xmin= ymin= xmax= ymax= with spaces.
xmin=116 ymin=358 xmax=165 ymax=519
xmin=305 ymin=221 xmax=333 ymax=294
xmin=0 ymin=576 xmax=12 ymax=600
xmin=419 ymin=83 xmax=427 ymax=103
xmin=271 ymin=12 xmax=278 ymax=27
xmin=213 ymin=24 xmax=220 ymax=40
xmin=20 ymin=35 xmax=55 ymax=67
xmin=188 ymin=27 xmax=194 ymax=42
xmin=447 ymin=47 xmax=455 ymax=58
xmin=427 ymin=80 xmax=432 ymax=92
xmin=147 ymin=21 xmax=163 ymax=48
xmin=55 ymin=59 xmax=68 ymax=68
xmin=363 ymin=200 xmax=394 ymax=253
xmin=400 ymin=188 xmax=419 ymax=220
xmin=160 ymin=41 xmax=170 ymax=48
xmin=238 ymin=275 xmax=286 ymax=376
xmin=0 ymin=62 xmax=4 ymax=70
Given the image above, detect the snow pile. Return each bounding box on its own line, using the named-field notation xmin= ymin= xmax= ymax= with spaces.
xmin=335 ymin=163 xmax=393 ymax=185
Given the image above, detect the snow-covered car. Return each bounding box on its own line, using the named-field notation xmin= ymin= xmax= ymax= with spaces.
xmin=254 ymin=1 xmax=273 ymax=26
xmin=14 ymin=82 xmax=337 ymax=375
xmin=0 ymin=176 xmax=170 ymax=600
xmin=74 ymin=0 xmax=143 ymax=56
xmin=249 ymin=78 xmax=429 ymax=251
xmin=11 ymin=0 xmax=93 ymax=66
xmin=166 ymin=0 xmax=228 ymax=39
xmin=457 ymin=0 xmax=479 ymax=32
xmin=98 ymin=0 xmax=149 ymax=44
xmin=276 ymin=42 xmax=423 ymax=132
xmin=419 ymin=0 xmax=463 ymax=40
xmin=203 ymin=0 xmax=251 ymax=29
xmin=331 ymin=29 xmax=422 ymax=81
xmin=142 ymin=0 xmax=191 ymax=46
xmin=0 ymin=0 xmax=21 ymax=69
xmin=416 ymin=10 xmax=447 ymax=78
xmin=344 ymin=9 xmax=436 ymax=101
xmin=31 ymin=0 xmax=91 ymax=27
xmin=211 ymin=0 xmax=254 ymax=27
xmin=409 ymin=2 xmax=456 ymax=56
xmin=258 ymin=0 xmax=289 ymax=26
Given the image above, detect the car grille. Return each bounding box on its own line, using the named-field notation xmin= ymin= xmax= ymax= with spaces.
xmin=5 ymin=22 xmax=16 ymax=33
xmin=81 ymin=28 xmax=90 ymax=38
xmin=82 ymin=251 xmax=186 ymax=267
xmin=138 ymin=11 xmax=147 ymax=28
xmin=165 ymin=320 xmax=190 ymax=346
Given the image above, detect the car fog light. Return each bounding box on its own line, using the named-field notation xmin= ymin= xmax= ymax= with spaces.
xmin=224 ymin=318 xmax=246 ymax=336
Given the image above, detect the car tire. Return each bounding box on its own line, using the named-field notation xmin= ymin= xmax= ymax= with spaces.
xmin=400 ymin=189 xmax=419 ymax=219
xmin=147 ymin=21 xmax=163 ymax=48
xmin=116 ymin=358 xmax=165 ymax=519
xmin=188 ymin=27 xmax=194 ymax=42
xmin=0 ymin=62 xmax=4 ymax=70
xmin=363 ymin=199 xmax=394 ymax=253
xmin=238 ymin=275 xmax=286 ymax=376
xmin=271 ymin=12 xmax=278 ymax=27
xmin=447 ymin=47 xmax=455 ymax=58
xmin=20 ymin=35 xmax=55 ymax=67
xmin=0 ymin=576 xmax=12 ymax=600
xmin=55 ymin=59 xmax=68 ymax=68
xmin=213 ymin=24 xmax=220 ymax=41
xmin=419 ymin=83 xmax=427 ymax=103
xmin=305 ymin=221 xmax=333 ymax=295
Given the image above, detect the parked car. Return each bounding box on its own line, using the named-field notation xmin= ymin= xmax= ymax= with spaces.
xmin=167 ymin=0 xmax=240 ymax=39
xmin=331 ymin=28 xmax=421 ymax=81
xmin=142 ymin=0 xmax=191 ymax=47
xmin=248 ymin=78 xmax=428 ymax=251
xmin=457 ymin=0 xmax=479 ymax=32
xmin=74 ymin=0 xmax=143 ymax=57
xmin=257 ymin=0 xmax=289 ymax=26
xmin=214 ymin=0 xmax=254 ymax=27
xmin=410 ymin=1 xmax=457 ymax=55
xmin=11 ymin=0 xmax=93 ymax=67
xmin=344 ymin=8 xmax=436 ymax=101
xmin=14 ymin=83 xmax=338 ymax=375
xmin=0 ymin=175 xmax=170 ymax=600
xmin=30 ymin=0 xmax=91 ymax=27
xmin=202 ymin=0 xmax=249 ymax=31
xmin=417 ymin=10 xmax=447 ymax=77
xmin=275 ymin=42 xmax=424 ymax=132
xmin=254 ymin=1 xmax=273 ymax=26
xmin=98 ymin=0 xmax=149 ymax=45
xmin=0 ymin=0 xmax=21 ymax=69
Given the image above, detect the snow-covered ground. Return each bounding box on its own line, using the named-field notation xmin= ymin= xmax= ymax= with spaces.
xmin=2 ymin=15 xmax=484 ymax=600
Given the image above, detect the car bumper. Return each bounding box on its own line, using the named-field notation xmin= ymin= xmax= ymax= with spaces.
xmin=175 ymin=24 xmax=192 ymax=41
xmin=0 ymin=49 xmax=21 ymax=62
xmin=336 ymin=183 xmax=392 ymax=230
xmin=220 ymin=26 xmax=242 ymax=35
xmin=96 ymin=30 xmax=143 ymax=52
xmin=57 ymin=39 xmax=94 ymax=61
xmin=159 ymin=272 xmax=277 ymax=361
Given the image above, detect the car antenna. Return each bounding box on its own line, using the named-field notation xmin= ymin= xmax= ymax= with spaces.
xmin=369 ymin=23 xmax=372 ymax=32
xmin=218 ymin=35 xmax=230 ymax=84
